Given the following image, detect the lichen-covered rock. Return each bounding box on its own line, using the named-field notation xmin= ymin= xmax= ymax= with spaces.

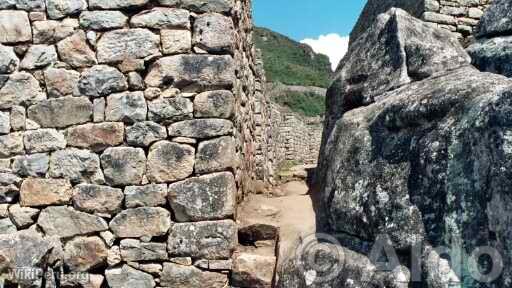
xmin=8 ymin=204 xmax=39 ymax=228
xmin=12 ymin=153 xmax=49 ymax=177
xmin=161 ymin=29 xmax=192 ymax=55
xmin=120 ymin=239 xmax=168 ymax=261
xmin=476 ymin=0 xmax=512 ymax=38
xmin=105 ymin=265 xmax=155 ymax=288
xmin=0 ymin=44 xmax=19 ymax=73
xmin=167 ymin=220 xmax=236 ymax=259
xmin=125 ymin=184 xmax=168 ymax=208
xmin=109 ymin=207 xmax=171 ymax=238
xmin=46 ymin=0 xmax=87 ymax=19
xmin=467 ymin=36 xmax=512 ymax=78
xmin=44 ymin=67 xmax=80 ymax=97
xmin=101 ymin=147 xmax=146 ymax=186
xmin=0 ymin=72 xmax=45 ymax=109
xmin=160 ymin=263 xmax=229 ymax=288
xmin=20 ymin=178 xmax=72 ymax=207
xmin=195 ymin=136 xmax=235 ymax=173
xmin=33 ymin=19 xmax=77 ymax=44
xmin=19 ymin=44 xmax=58 ymax=69
xmin=232 ymin=253 xmax=276 ymax=288
xmin=168 ymin=119 xmax=233 ymax=138
xmin=97 ymin=29 xmax=160 ymax=64
xmin=89 ymin=0 xmax=150 ymax=9
xmin=130 ymin=8 xmax=190 ymax=29
xmin=79 ymin=11 xmax=128 ymax=30
xmin=105 ymin=91 xmax=147 ymax=123
xmin=147 ymin=96 xmax=193 ymax=123
xmin=193 ymin=13 xmax=234 ymax=52
xmin=49 ymin=148 xmax=105 ymax=184
xmin=38 ymin=206 xmax=108 ymax=238
xmin=168 ymin=172 xmax=235 ymax=221
xmin=64 ymin=236 xmax=108 ymax=272
xmin=66 ymin=122 xmax=124 ymax=152
xmin=23 ymin=128 xmax=66 ymax=153
xmin=72 ymin=184 xmax=123 ymax=215
xmin=193 ymin=90 xmax=234 ymax=118
xmin=78 ymin=65 xmax=128 ymax=97
xmin=145 ymin=55 xmax=235 ymax=88
xmin=0 ymin=10 xmax=32 ymax=43
xmin=57 ymin=31 xmax=97 ymax=67
xmin=0 ymin=133 xmax=24 ymax=157
xmin=146 ymin=141 xmax=194 ymax=183
xmin=27 ymin=96 xmax=92 ymax=128
xmin=126 ymin=121 xmax=167 ymax=147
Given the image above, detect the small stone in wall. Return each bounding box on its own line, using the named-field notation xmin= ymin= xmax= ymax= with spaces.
xmin=49 ymin=148 xmax=105 ymax=184
xmin=57 ymin=31 xmax=97 ymax=68
xmin=64 ymin=236 xmax=108 ymax=272
xmin=120 ymin=239 xmax=168 ymax=262
xmin=105 ymin=91 xmax=147 ymax=123
xmin=105 ymin=265 xmax=155 ymax=288
xmin=146 ymin=141 xmax=195 ymax=183
xmin=44 ymin=67 xmax=80 ymax=98
xmin=78 ymin=65 xmax=128 ymax=98
xmin=27 ymin=96 xmax=93 ymax=128
xmin=125 ymin=184 xmax=168 ymax=208
xmin=20 ymin=178 xmax=72 ymax=207
xmin=60 ymin=274 xmax=104 ymax=288
xmin=160 ymin=262 xmax=229 ymax=288
xmin=193 ymin=13 xmax=234 ymax=53
xmin=38 ymin=206 xmax=108 ymax=238
xmin=193 ymin=90 xmax=234 ymax=118
xmin=8 ymin=204 xmax=40 ymax=229
xmin=97 ymin=29 xmax=160 ymax=64
xmin=195 ymin=136 xmax=235 ymax=173
xmin=161 ymin=29 xmax=192 ymax=55
xmin=0 ymin=72 xmax=45 ymax=109
xmin=168 ymin=172 xmax=236 ymax=222
xmin=0 ymin=218 xmax=17 ymax=234
xmin=3 ymin=0 xmax=46 ymax=11
xmin=12 ymin=153 xmax=50 ymax=177
xmin=23 ymin=128 xmax=66 ymax=153
xmin=33 ymin=19 xmax=77 ymax=44
xmin=147 ymin=96 xmax=193 ymax=124
xmin=0 ymin=10 xmax=32 ymax=44
xmin=109 ymin=207 xmax=171 ymax=238
xmin=19 ymin=44 xmax=58 ymax=70
xmin=126 ymin=121 xmax=167 ymax=147
xmin=72 ymin=184 xmax=124 ymax=215
xmin=10 ymin=106 xmax=26 ymax=131
xmin=130 ymin=8 xmax=190 ymax=29
xmin=145 ymin=54 xmax=235 ymax=88
xmin=66 ymin=122 xmax=124 ymax=152
xmin=179 ymin=0 xmax=234 ymax=13
xmin=128 ymin=72 xmax=145 ymax=90
xmin=79 ymin=11 xmax=128 ymax=30
xmin=0 ymin=133 xmax=24 ymax=158
xmin=167 ymin=220 xmax=236 ymax=259
xmin=93 ymin=98 xmax=105 ymax=123
xmin=101 ymin=147 xmax=146 ymax=186
xmin=0 ymin=44 xmax=19 ymax=74
xmin=0 ymin=111 xmax=10 ymax=134
xmin=232 ymin=253 xmax=277 ymax=288
xmin=46 ymin=0 xmax=87 ymax=20
xmin=89 ymin=0 xmax=150 ymax=9
xmin=168 ymin=119 xmax=233 ymax=139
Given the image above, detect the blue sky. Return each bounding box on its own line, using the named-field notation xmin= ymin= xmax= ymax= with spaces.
xmin=252 ymin=0 xmax=367 ymax=69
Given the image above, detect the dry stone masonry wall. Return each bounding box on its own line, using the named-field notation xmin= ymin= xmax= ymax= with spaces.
xmin=0 ymin=0 xmax=263 ymax=287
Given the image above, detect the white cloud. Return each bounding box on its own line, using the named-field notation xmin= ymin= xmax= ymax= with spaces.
xmin=300 ymin=33 xmax=349 ymax=71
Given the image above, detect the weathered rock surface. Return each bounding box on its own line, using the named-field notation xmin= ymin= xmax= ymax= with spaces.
xmin=145 ymin=55 xmax=235 ymax=88
xmin=49 ymin=148 xmax=105 ymax=184
xmin=120 ymin=239 xmax=168 ymax=261
xmin=0 ymin=44 xmax=19 ymax=73
xmin=467 ymin=36 xmax=512 ymax=78
xmin=124 ymin=184 xmax=167 ymax=208
xmin=146 ymin=141 xmax=195 ymax=183
xmin=109 ymin=207 xmax=171 ymax=238
xmin=20 ymin=178 xmax=72 ymax=207
xmin=60 ymin=274 xmax=104 ymax=288
xmin=0 ymin=112 xmax=9 ymax=134
xmin=168 ymin=119 xmax=233 ymax=138
xmin=73 ymin=184 xmax=123 ymax=215
xmin=105 ymin=91 xmax=147 ymax=123
xmin=8 ymin=204 xmax=39 ymax=228
xmin=178 ymin=0 xmax=233 ymax=13
xmin=126 ymin=121 xmax=167 ymax=147
xmin=195 ymin=136 xmax=235 ymax=173
xmin=147 ymin=96 xmax=193 ymax=123
xmin=232 ymin=253 xmax=276 ymax=288
xmin=24 ymin=128 xmax=66 ymax=153
xmin=168 ymin=172 xmax=236 ymax=221
xmin=193 ymin=90 xmax=234 ymax=118
xmin=0 ymin=133 xmax=24 ymax=157
xmin=161 ymin=29 xmax=192 ymax=55
xmin=46 ymin=0 xmax=87 ymax=19
xmin=0 ymin=218 xmax=16 ymax=234
xmin=57 ymin=31 xmax=97 ymax=67
xmin=13 ymin=153 xmax=49 ymax=176
xmin=97 ymin=29 xmax=160 ymax=63
xmin=67 ymin=122 xmax=124 ymax=151
xmin=33 ymin=19 xmax=78 ymax=44
xmin=131 ymin=8 xmax=190 ymax=29
xmin=19 ymin=44 xmax=58 ymax=69
xmin=64 ymin=236 xmax=108 ymax=271
xmin=89 ymin=0 xmax=150 ymax=9
xmin=78 ymin=65 xmax=128 ymax=97
xmin=160 ymin=262 xmax=229 ymax=288
xmin=193 ymin=13 xmax=234 ymax=52
xmin=27 ymin=97 xmax=93 ymax=128
xmin=0 ymin=72 xmax=45 ymax=109
xmin=101 ymin=147 xmax=146 ymax=186
xmin=477 ymin=0 xmax=512 ymax=38
xmin=44 ymin=67 xmax=80 ymax=97
xmin=168 ymin=220 xmax=236 ymax=259
xmin=79 ymin=11 xmax=127 ymax=30
xmin=38 ymin=206 xmax=108 ymax=238
xmin=0 ymin=10 xmax=32 ymax=43
xmin=106 ymin=265 xmax=155 ymax=288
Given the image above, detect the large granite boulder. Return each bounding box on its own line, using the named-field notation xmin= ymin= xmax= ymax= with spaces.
xmin=309 ymin=8 xmax=512 ymax=288
xmin=467 ymin=0 xmax=512 ymax=78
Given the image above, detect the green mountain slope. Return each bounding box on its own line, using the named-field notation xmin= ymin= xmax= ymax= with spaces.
xmin=254 ymin=27 xmax=332 ymax=88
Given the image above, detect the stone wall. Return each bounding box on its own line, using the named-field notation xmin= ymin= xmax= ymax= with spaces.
xmin=0 ymin=0 xmax=262 ymax=287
